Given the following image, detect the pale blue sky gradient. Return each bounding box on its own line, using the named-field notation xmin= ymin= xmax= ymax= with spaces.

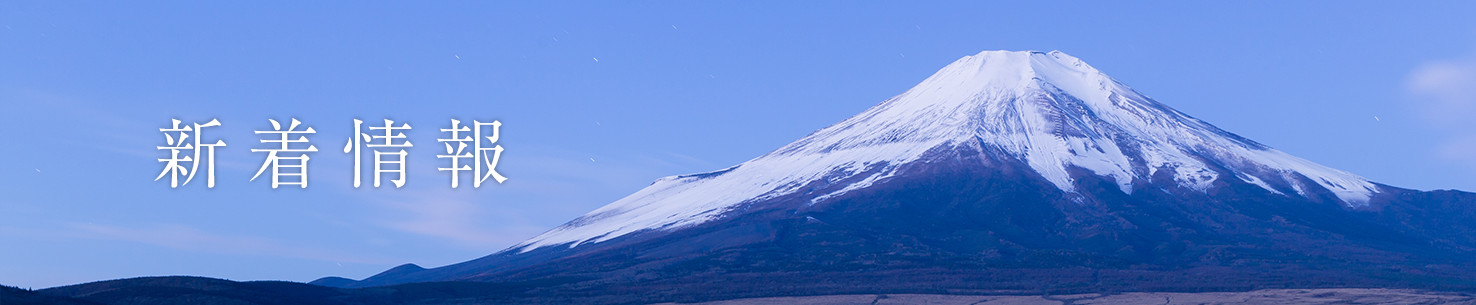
xmin=3 ymin=1 xmax=1476 ymax=289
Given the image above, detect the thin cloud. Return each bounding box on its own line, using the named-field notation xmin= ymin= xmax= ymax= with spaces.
xmin=364 ymin=190 xmax=548 ymax=249
xmin=1407 ymin=51 xmax=1476 ymax=167
xmin=1408 ymin=56 xmax=1476 ymax=125
xmin=71 ymin=223 xmax=394 ymax=264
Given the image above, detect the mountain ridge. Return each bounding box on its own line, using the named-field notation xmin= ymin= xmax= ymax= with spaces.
xmin=509 ymin=50 xmax=1378 ymax=253
xmin=314 ymin=50 xmax=1476 ymax=297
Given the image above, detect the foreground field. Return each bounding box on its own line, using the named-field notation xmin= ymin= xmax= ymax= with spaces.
xmin=658 ymin=289 xmax=1476 ymax=305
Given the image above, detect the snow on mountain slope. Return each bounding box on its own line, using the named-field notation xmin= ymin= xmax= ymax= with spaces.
xmin=512 ymin=50 xmax=1378 ymax=252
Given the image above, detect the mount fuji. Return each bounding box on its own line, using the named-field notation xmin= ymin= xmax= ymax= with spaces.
xmin=511 ymin=50 xmax=1378 ymax=252
xmin=311 ymin=50 xmax=1476 ymax=301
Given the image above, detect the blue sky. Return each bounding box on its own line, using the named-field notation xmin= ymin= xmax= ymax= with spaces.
xmin=3 ymin=1 xmax=1476 ymax=289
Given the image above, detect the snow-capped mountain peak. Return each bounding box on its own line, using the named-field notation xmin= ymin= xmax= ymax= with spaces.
xmin=512 ymin=50 xmax=1379 ymax=252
